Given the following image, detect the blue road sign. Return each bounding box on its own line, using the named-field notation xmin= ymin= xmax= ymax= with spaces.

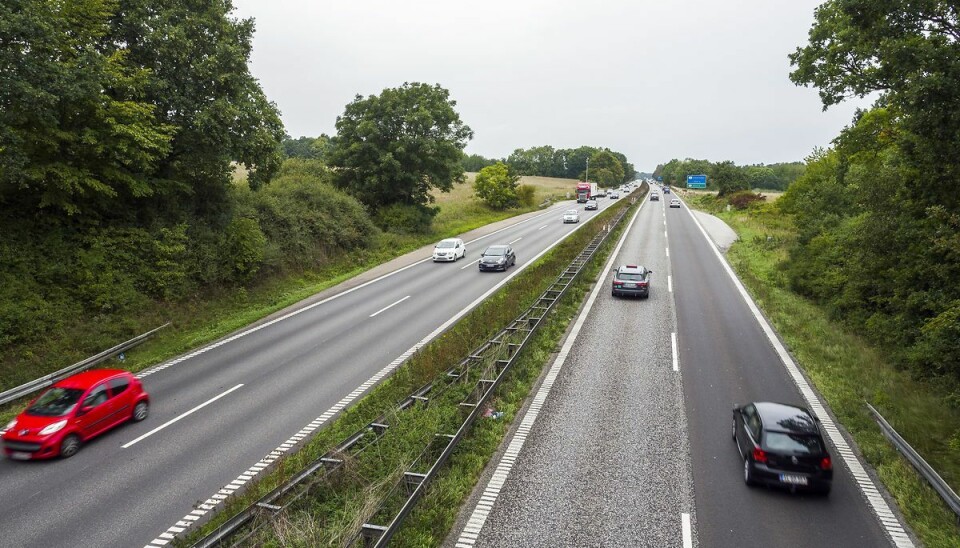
xmin=687 ymin=174 xmax=707 ymax=188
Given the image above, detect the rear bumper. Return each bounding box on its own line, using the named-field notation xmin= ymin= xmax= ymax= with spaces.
xmin=612 ymin=287 xmax=649 ymax=298
xmin=750 ymin=461 xmax=833 ymax=491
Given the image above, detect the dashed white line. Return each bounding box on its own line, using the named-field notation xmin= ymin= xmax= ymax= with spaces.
xmin=538 ymin=225 xmax=548 ymax=230
xmin=671 ymin=332 xmax=679 ymax=372
xmin=461 ymin=259 xmax=481 ymax=270
xmin=682 ymin=512 xmax=693 ymax=548
xmin=666 ymin=247 xmax=670 ymax=258
xmin=122 ymin=384 xmax=243 ymax=449
xmin=668 ymin=274 xmax=673 ymax=293
xmin=369 ymin=295 xmax=410 ymax=317
xmin=508 ymin=237 xmax=522 ymax=244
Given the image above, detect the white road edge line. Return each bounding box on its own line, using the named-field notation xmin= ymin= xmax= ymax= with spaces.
xmin=682 ymin=512 xmax=693 ymax=548
xmin=146 ymin=202 xmax=610 ymax=546
xmin=454 ymin=200 xmax=647 ymax=546
xmin=134 ymin=204 xmax=570 ymax=381
xmin=682 ymin=202 xmax=915 ymax=548
xmin=671 ymin=332 xmax=679 ymax=372
xmin=122 ymin=384 xmax=243 ymax=449
xmin=369 ymin=295 xmax=410 ymax=318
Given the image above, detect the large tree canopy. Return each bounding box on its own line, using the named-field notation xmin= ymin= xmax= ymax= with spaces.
xmin=327 ymin=82 xmax=473 ymax=211
xmin=0 ymin=0 xmax=284 ymax=219
xmin=587 ymin=150 xmax=624 ymax=187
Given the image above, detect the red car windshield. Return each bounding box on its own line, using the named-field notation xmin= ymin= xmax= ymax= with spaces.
xmin=27 ymin=387 xmax=84 ymax=417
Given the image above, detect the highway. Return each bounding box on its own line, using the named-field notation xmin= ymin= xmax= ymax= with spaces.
xmin=0 ymin=195 xmax=622 ymax=547
xmin=451 ymin=189 xmax=906 ymax=547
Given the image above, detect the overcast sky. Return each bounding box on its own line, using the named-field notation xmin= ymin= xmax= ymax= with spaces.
xmin=232 ymin=0 xmax=870 ymax=171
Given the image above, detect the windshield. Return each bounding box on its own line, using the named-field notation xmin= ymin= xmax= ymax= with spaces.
xmin=764 ymin=431 xmax=823 ymax=455
xmin=27 ymin=387 xmax=84 ymax=417
xmin=436 ymin=241 xmax=456 ymax=248
xmin=565 ymin=210 xmax=578 ymax=215
xmin=484 ymin=247 xmax=507 ymax=256
xmin=617 ymin=272 xmax=646 ymax=281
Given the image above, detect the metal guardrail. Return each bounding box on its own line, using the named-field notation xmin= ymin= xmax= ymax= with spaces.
xmin=191 ymin=199 xmax=634 ymax=547
xmin=867 ymin=402 xmax=960 ymax=521
xmin=0 ymin=323 xmax=170 ymax=407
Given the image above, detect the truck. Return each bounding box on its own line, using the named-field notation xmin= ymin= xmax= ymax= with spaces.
xmin=576 ymin=182 xmax=598 ymax=203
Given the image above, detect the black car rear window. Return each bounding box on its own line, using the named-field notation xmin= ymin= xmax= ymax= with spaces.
xmin=763 ymin=432 xmax=823 ymax=455
xmin=617 ymin=272 xmax=645 ymax=281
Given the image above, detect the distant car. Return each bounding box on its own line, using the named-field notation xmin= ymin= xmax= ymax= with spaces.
xmin=479 ymin=245 xmax=516 ymax=272
xmin=669 ymin=198 xmax=681 ymax=208
xmin=562 ymin=209 xmax=580 ymax=223
xmin=663 ymin=187 xmax=671 ymax=194
xmin=609 ymin=191 xmax=619 ymax=199
xmin=2 ymin=369 xmax=149 ymax=460
xmin=733 ymin=402 xmax=833 ymax=494
xmin=594 ymin=189 xmax=606 ymax=198
xmin=432 ymin=238 xmax=466 ymax=262
xmin=585 ymin=200 xmax=599 ymax=210
xmin=650 ymin=193 xmax=660 ymax=201
xmin=611 ymin=264 xmax=652 ymax=298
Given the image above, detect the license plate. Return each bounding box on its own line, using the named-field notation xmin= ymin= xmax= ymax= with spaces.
xmin=9 ymin=451 xmax=32 ymax=460
xmin=624 ymin=283 xmax=636 ymax=288
xmin=780 ymin=474 xmax=808 ymax=486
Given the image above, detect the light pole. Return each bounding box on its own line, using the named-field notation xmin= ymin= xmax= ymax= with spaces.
xmin=585 ymin=157 xmax=589 ymax=182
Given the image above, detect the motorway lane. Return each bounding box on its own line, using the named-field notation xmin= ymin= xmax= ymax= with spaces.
xmin=0 ymin=196 xmax=623 ymax=547
xmin=668 ymin=195 xmax=894 ymax=546
xmin=459 ymin=190 xmax=697 ymax=546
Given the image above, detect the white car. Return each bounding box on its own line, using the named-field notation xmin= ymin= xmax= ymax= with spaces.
xmin=432 ymin=238 xmax=466 ymax=261
xmin=562 ymin=209 xmax=580 ymax=223
xmin=669 ymin=198 xmax=681 ymax=208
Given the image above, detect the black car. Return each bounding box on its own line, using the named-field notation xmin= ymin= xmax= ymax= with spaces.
xmin=479 ymin=245 xmax=516 ymax=272
xmin=733 ymin=402 xmax=833 ymax=494
xmin=611 ymin=265 xmax=652 ymax=298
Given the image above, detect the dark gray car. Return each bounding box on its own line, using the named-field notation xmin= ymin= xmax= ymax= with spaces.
xmin=479 ymin=245 xmax=516 ymax=272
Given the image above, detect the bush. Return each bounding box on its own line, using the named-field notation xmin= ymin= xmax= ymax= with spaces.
xmin=516 ymin=184 xmax=536 ymax=207
xmin=373 ymin=203 xmax=438 ymax=234
xmin=727 ymin=191 xmax=765 ymax=209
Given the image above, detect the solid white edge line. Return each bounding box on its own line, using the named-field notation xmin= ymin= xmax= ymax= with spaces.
xmin=147 ymin=201 xmax=613 ymax=545
xmin=682 ymin=512 xmax=693 ymax=548
xmin=369 ymin=295 xmax=411 ymax=318
xmin=671 ymin=332 xmax=679 ymax=372
xmin=682 ymin=201 xmax=915 ymax=548
xmin=454 ymin=199 xmax=647 ymax=546
xmin=122 ymin=384 xmax=243 ymax=449
xmin=135 ymin=203 xmax=572 ymax=380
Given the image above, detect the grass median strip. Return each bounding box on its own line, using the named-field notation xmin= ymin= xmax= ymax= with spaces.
xmin=176 ymin=195 xmax=640 ymax=546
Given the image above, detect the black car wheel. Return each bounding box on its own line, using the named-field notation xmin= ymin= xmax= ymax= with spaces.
xmin=731 ymin=416 xmax=737 ymax=441
xmin=744 ymin=458 xmax=757 ymax=486
xmin=133 ymin=400 xmax=149 ymax=422
xmin=60 ymin=434 xmax=81 ymax=459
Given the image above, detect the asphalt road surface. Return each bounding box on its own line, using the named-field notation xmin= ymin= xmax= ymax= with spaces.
xmin=450 ymin=191 xmax=905 ymax=547
xmin=0 ymin=193 xmax=629 ymax=548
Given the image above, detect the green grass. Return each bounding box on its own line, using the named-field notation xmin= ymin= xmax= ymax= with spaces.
xmin=687 ymin=194 xmax=960 ymax=547
xmin=174 ymin=191 xmax=637 ymax=547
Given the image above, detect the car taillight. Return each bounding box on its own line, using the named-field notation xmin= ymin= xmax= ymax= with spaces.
xmin=613 ymin=280 xmax=623 ymax=286
xmin=638 ymin=282 xmax=647 ymax=287
xmin=752 ymin=447 xmax=767 ymax=464
xmin=820 ymin=456 xmax=832 ymax=470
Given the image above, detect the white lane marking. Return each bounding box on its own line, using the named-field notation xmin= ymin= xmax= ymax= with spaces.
xmin=369 ymin=295 xmax=410 ymax=318
xmin=455 ymin=200 xmax=648 ymax=546
xmin=682 ymin=512 xmax=693 ymax=548
xmin=665 ymin=230 xmax=668 ymax=239
xmin=135 ymin=204 xmax=572 ymax=380
xmin=683 ymin=205 xmax=915 ymax=547
xmin=461 ymin=259 xmax=481 ymax=270
xmin=671 ymin=332 xmax=679 ymax=372
xmin=538 ymin=225 xmax=548 ymax=230
xmin=509 ymin=237 xmax=522 ymax=244
xmin=122 ymin=384 xmax=243 ymax=449
xmin=666 ymin=247 xmax=670 ymax=258
xmin=668 ymin=275 xmax=673 ymax=293
xmin=147 ymin=201 xmax=609 ymax=545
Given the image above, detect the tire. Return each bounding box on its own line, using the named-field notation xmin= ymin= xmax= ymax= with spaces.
xmin=132 ymin=400 xmax=149 ymax=422
xmin=732 ymin=416 xmax=737 ymax=441
xmin=60 ymin=434 xmax=81 ymax=459
xmin=744 ymin=458 xmax=756 ymax=486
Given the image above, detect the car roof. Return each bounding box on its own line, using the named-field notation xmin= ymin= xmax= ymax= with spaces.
xmin=438 ymin=238 xmax=461 ymax=244
xmin=55 ymin=369 xmax=128 ymax=389
xmin=485 ymin=244 xmax=509 ymax=251
xmin=565 ymin=209 xmax=578 ymax=213
xmin=753 ymin=402 xmax=818 ymax=434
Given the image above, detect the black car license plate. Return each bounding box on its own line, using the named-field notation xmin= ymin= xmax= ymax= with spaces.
xmin=780 ymin=474 xmax=808 ymax=486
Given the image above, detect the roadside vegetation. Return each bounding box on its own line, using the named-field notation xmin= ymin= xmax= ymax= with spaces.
xmin=687 ymin=193 xmax=960 ymax=547
xmin=176 ymin=194 xmax=638 ymax=546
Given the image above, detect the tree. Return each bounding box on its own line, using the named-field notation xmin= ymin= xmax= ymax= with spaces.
xmin=463 ymin=153 xmax=497 ymax=172
xmin=586 ymin=150 xmax=625 ymax=187
xmin=328 ymin=82 xmax=473 ymax=211
xmin=474 ymin=162 xmax=520 ymax=209
xmin=711 ymin=161 xmax=747 ymax=196
xmin=0 ymin=0 xmax=174 ymax=215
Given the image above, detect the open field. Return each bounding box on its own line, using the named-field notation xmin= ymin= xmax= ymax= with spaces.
xmin=677 ymin=187 xmax=784 ymax=202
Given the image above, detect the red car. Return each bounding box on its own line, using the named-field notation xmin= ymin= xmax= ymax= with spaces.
xmin=3 ymin=369 xmax=149 ymax=460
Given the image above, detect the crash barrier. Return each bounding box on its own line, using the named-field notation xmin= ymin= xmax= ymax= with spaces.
xmin=192 ymin=200 xmax=634 ymax=548
xmin=866 ymin=402 xmax=960 ymax=522
xmin=0 ymin=323 xmax=170 ymax=407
